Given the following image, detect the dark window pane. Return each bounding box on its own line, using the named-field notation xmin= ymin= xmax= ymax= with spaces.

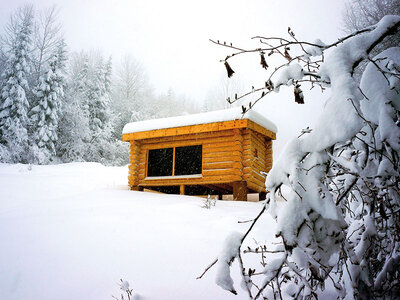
xmin=175 ymin=145 xmax=202 ymax=176
xmin=147 ymin=148 xmax=173 ymax=177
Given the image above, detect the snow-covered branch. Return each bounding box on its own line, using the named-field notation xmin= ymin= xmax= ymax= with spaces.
xmin=204 ymin=15 xmax=400 ymax=299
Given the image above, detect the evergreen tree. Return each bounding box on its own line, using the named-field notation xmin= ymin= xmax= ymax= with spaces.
xmin=84 ymin=56 xmax=113 ymax=163
xmin=30 ymin=40 xmax=66 ymax=164
xmin=0 ymin=6 xmax=33 ymax=163
xmin=57 ymin=53 xmax=90 ymax=162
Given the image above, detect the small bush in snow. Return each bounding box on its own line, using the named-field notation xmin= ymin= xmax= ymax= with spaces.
xmin=202 ymin=194 xmax=217 ymax=209
xmin=112 ymin=279 xmax=133 ymax=300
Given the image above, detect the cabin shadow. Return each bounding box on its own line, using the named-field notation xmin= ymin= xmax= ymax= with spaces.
xmin=140 ymin=185 xmax=265 ymax=202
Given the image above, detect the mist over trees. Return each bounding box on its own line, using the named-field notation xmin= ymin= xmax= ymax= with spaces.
xmin=0 ymin=5 xmax=200 ymax=165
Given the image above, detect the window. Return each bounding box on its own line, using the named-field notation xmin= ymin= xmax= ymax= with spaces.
xmin=175 ymin=145 xmax=202 ymax=175
xmin=147 ymin=145 xmax=202 ymax=177
xmin=147 ymin=148 xmax=173 ymax=177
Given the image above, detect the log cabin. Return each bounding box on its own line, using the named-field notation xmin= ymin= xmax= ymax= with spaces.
xmin=122 ymin=108 xmax=277 ymax=201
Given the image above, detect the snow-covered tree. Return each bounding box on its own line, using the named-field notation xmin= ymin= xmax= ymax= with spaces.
xmin=111 ymin=54 xmax=151 ymax=139
xmin=30 ymin=39 xmax=66 ymax=164
xmin=31 ymin=6 xmax=63 ymax=83
xmin=200 ymin=16 xmax=400 ymax=299
xmin=57 ymin=51 xmax=120 ymax=164
xmin=343 ymin=0 xmax=400 ymax=49
xmin=84 ymin=56 xmax=114 ymax=163
xmin=56 ymin=52 xmax=90 ymax=162
xmin=0 ymin=6 xmax=34 ymax=163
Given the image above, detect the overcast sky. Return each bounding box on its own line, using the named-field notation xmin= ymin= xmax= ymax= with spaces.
xmin=0 ymin=0 xmax=347 ymax=156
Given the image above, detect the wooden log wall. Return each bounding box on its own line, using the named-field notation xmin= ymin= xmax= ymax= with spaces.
xmin=242 ymin=129 xmax=272 ymax=193
xmin=128 ymin=127 xmax=273 ymax=194
xmin=128 ymin=140 xmax=141 ymax=189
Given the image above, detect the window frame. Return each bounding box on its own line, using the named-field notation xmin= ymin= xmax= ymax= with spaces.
xmin=146 ymin=144 xmax=203 ymax=178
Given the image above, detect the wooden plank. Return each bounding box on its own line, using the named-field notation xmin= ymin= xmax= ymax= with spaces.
xmin=244 ymin=175 xmax=266 ymax=191
xmin=252 ymin=139 xmax=267 ymax=156
xmin=140 ymin=129 xmax=235 ymax=145
xmin=250 ymin=170 xmax=267 ymax=184
xmin=203 ymin=168 xmax=242 ymax=177
xmin=203 ymin=151 xmax=242 ymax=159
xmin=138 ymin=174 xmax=242 ymax=186
xmin=203 ymin=156 xmax=238 ymax=163
xmin=122 ymin=119 xmax=249 ymax=141
xmin=246 ymin=180 xmax=266 ymax=193
xmin=203 ymin=145 xmax=242 ymax=154
xmin=140 ymin=136 xmax=237 ymax=150
xmin=247 ymin=120 xmax=276 ymax=140
xmin=203 ymin=140 xmax=241 ymax=149
xmin=203 ymin=161 xmax=242 ymax=170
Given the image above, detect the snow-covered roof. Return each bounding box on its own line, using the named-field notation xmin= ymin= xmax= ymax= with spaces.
xmin=122 ymin=107 xmax=277 ymax=134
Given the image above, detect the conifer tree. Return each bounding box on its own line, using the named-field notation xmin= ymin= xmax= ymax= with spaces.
xmin=30 ymin=40 xmax=66 ymax=163
xmin=0 ymin=6 xmax=34 ymax=163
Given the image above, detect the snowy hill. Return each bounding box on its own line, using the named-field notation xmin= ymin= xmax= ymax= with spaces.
xmin=0 ymin=163 xmax=276 ymax=300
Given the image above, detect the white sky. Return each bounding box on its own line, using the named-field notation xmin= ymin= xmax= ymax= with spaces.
xmin=0 ymin=0 xmax=347 ymax=156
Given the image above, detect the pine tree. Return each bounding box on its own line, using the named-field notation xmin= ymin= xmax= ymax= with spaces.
xmin=84 ymin=56 xmax=113 ymax=163
xmin=56 ymin=53 xmax=90 ymax=162
xmin=30 ymin=40 xmax=67 ymax=164
xmin=0 ymin=6 xmax=33 ymax=163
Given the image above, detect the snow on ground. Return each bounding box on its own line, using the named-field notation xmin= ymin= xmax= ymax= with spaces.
xmin=0 ymin=162 xmax=276 ymax=300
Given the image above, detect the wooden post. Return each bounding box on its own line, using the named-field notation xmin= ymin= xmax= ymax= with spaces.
xmin=233 ymin=181 xmax=247 ymax=201
xmin=180 ymin=185 xmax=185 ymax=195
xmin=218 ymin=193 xmax=223 ymax=200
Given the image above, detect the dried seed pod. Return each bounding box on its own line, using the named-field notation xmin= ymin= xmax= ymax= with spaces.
xmin=284 ymin=48 xmax=292 ymax=61
xmin=224 ymin=61 xmax=235 ymax=78
xmin=294 ymin=84 xmax=304 ymax=104
xmin=265 ymin=79 xmax=274 ymax=91
xmin=260 ymin=53 xmax=268 ymax=69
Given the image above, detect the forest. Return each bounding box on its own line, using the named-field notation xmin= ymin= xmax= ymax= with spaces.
xmin=0 ymin=5 xmax=228 ymax=166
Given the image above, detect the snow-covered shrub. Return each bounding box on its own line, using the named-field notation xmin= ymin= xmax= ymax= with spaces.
xmin=201 ymin=16 xmax=400 ymax=299
xmin=112 ymin=279 xmax=134 ymax=300
xmin=202 ymin=194 xmax=217 ymax=209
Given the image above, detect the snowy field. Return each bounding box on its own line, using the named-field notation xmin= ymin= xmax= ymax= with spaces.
xmin=0 ymin=163 xmax=277 ymax=300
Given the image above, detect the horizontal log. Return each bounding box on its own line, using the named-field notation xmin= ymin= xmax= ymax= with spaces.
xmin=202 ymin=156 xmax=238 ymax=164
xmin=142 ymin=129 xmax=235 ymax=144
xmin=203 ymin=168 xmax=242 ymax=177
xmin=246 ymin=180 xmax=265 ymax=193
xmin=252 ymin=131 xmax=266 ymax=144
xmin=244 ymin=174 xmax=266 ymax=190
xmin=140 ymin=135 xmax=238 ymax=150
xmin=138 ymin=174 xmax=242 ymax=186
xmin=203 ymin=145 xmax=242 ymax=154
xmin=203 ymin=151 xmax=241 ymax=159
xmin=251 ymin=170 xmax=267 ymax=183
xmin=203 ymin=140 xmax=241 ymax=149
xmin=203 ymin=161 xmax=242 ymax=170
